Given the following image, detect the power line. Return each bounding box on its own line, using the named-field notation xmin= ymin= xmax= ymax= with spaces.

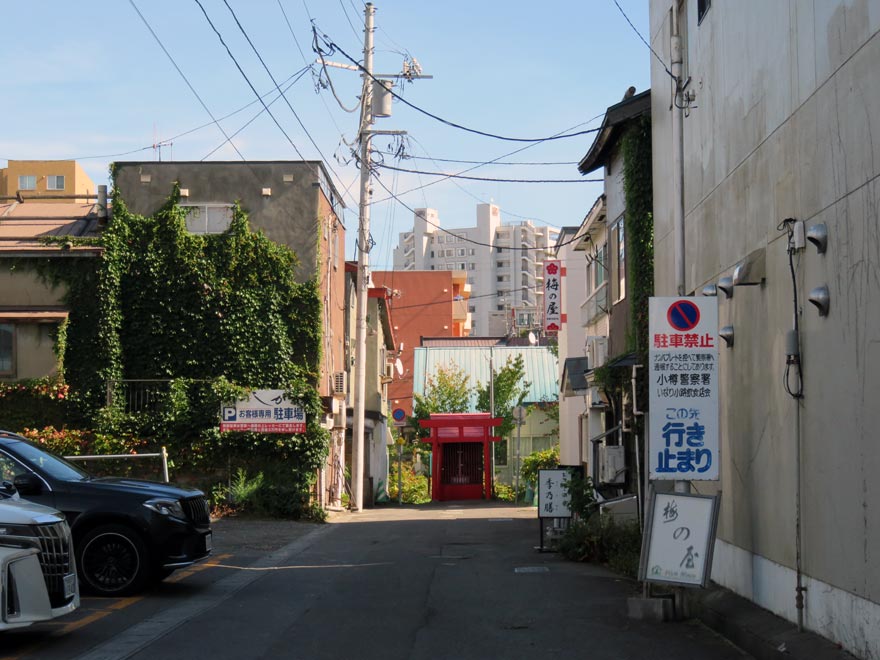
xmin=129 ymin=0 xmax=247 ymax=162
xmin=202 ymin=66 xmax=312 ymax=160
xmin=313 ymin=28 xmax=602 ymax=143
xmin=374 ymin=152 xmax=579 ymax=166
xmin=276 ymin=0 xmax=308 ymax=62
xmin=372 ymin=170 xmax=596 ymax=255
xmin=610 ymin=0 xmax=676 ymax=80
xmin=370 ymin=115 xmax=604 ymax=207
xmin=375 ymin=162 xmax=601 ymax=183
xmin=220 ymin=0 xmax=356 ymax=206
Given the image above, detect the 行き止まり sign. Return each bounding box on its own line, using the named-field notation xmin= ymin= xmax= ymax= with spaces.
xmin=648 ymin=297 xmax=719 ymax=480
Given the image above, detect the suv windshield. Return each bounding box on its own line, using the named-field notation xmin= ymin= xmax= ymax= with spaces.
xmin=7 ymin=440 xmax=91 ymax=482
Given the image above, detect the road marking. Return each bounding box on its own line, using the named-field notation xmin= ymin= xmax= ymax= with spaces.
xmin=73 ymin=525 xmax=336 ymax=660
xmin=514 ymin=566 xmax=549 ymax=573
xmin=209 ymin=561 xmax=390 ymax=571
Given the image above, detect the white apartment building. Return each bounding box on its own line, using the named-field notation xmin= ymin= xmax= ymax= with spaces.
xmin=393 ymin=204 xmax=559 ymax=336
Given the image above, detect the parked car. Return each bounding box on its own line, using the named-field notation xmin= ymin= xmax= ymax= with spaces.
xmin=1 ymin=485 xmax=79 ymax=630
xmin=0 ymin=431 xmax=212 ymax=597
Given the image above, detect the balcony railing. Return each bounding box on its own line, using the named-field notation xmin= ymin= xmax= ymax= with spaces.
xmin=580 ymin=283 xmax=609 ymax=327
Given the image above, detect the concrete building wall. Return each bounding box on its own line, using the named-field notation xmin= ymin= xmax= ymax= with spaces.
xmin=392 ymin=203 xmax=557 ymax=337
xmin=650 ymin=1 xmax=880 ymax=654
xmin=557 ymin=228 xmax=588 ymax=467
xmin=372 ymin=270 xmax=458 ymax=419
xmin=113 ymin=161 xmax=346 ymax=400
xmin=0 ymin=271 xmax=64 ymax=307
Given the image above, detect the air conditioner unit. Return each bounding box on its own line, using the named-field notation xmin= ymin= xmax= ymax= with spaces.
xmin=598 ymin=444 xmax=626 ymax=485
xmin=333 ymin=371 xmax=347 ymax=398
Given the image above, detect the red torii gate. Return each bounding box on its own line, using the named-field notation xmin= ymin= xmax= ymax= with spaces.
xmin=419 ymin=413 xmax=502 ymax=501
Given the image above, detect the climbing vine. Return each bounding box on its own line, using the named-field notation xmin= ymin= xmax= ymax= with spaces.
xmin=2 ymin=183 xmax=329 ymax=511
xmin=621 ymin=115 xmax=654 ymax=409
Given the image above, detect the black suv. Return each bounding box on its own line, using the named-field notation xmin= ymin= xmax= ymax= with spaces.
xmin=0 ymin=431 xmax=212 ymax=596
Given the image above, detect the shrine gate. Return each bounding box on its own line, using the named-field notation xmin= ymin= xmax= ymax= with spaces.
xmin=419 ymin=413 xmax=502 ymax=501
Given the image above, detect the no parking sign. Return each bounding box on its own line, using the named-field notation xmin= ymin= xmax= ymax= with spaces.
xmin=648 ymin=297 xmax=719 ymax=480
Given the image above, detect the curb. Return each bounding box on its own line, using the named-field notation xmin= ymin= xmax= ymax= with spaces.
xmin=690 ymin=586 xmax=857 ymax=660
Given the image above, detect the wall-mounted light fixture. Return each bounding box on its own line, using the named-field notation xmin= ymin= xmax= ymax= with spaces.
xmin=808 ymin=285 xmax=830 ymax=316
xmin=732 ymin=247 xmax=766 ymax=286
xmin=719 ymin=325 xmax=734 ymax=348
xmin=806 ymin=223 xmax=828 ymax=254
xmin=717 ymin=276 xmax=734 ymax=299
xmin=701 ymin=283 xmax=717 ymax=297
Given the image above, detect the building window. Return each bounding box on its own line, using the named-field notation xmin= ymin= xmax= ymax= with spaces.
xmin=468 ymin=305 xmax=475 ymax=313
xmin=469 ymin=249 xmax=475 ymax=256
xmin=47 ymin=175 xmax=65 ymax=190
xmin=616 ymin=218 xmax=626 ymax=300
xmin=0 ymin=324 xmax=14 ymax=376
xmin=18 ymin=175 xmax=36 ymax=191
xmin=496 ymin=247 xmax=502 ymax=253
xmin=698 ymin=0 xmax=710 ymax=23
xmin=430 ymin=251 xmax=435 ymax=258
xmin=445 ymin=249 xmax=454 ymax=257
xmin=468 ymin=263 xmax=475 ymax=270
xmin=458 ymin=263 xmax=466 ymax=270
xmin=457 ymin=248 xmax=466 ymax=257
xmin=446 ymin=262 xmax=454 ymax=270
xmin=181 ymin=204 xmax=234 ymax=234
xmin=497 ymin=305 xmax=505 ymax=311
xmin=594 ymin=243 xmax=607 ymax=288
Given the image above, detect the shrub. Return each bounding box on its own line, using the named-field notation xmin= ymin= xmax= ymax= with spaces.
xmin=520 ymin=445 xmax=559 ymax=487
xmin=559 ymin=513 xmax=642 ymax=578
xmin=0 ymin=378 xmax=76 ymax=432
xmin=388 ymin=451 xmax=431 ymax=504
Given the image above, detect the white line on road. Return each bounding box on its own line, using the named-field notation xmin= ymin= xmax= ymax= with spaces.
xmin=73 ymin=524 xmax=336 ymax=660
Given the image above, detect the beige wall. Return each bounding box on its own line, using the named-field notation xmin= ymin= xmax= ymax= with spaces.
xmin=0 ymin=270 xmax=65 ymax=307
xmin=1 ymin=160 xmax=95 ymax=201
xmin=3 ymin=323 xmax=60 ymax=380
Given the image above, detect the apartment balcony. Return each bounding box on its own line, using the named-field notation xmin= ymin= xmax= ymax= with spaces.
xmin=580 ymin=283 xmax=609 ymax=327
xmin=452 ymin=297 xmax=469 ymax=322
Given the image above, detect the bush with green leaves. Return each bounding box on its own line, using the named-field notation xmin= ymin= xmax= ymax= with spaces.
xmin=559 ymin=513 xmax=642 ymax=578
xmin=520 ymin=445 xmax=560 ymax=487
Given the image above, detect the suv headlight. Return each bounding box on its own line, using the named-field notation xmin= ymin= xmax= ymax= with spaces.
xmin=143 ymin=498 xmax=185 ymax=519
xmin=0 ymin=524 xmax=38 ymax=549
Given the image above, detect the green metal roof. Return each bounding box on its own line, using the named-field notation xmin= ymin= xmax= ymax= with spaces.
xmin=413 ymin=346 xmax=559 ymax=410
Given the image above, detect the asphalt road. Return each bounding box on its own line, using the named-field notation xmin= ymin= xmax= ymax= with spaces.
xmin=1 ymin=502 xmax=751 ymax=660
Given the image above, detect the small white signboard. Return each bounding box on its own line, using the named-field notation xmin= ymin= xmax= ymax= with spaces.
xmin=220 ymin=389 xmax=306 ymax=434
xmin=537 ymin=468 xmax=572 ymax=519
xmin=648 ymin=297 xmax=719 ymax=480
xmin=639 ymin=490 xmax=720 ymax=587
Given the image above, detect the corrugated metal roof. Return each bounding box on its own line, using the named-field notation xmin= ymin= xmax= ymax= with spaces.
xmin=413 ymin=346 xmax=558 ymax=409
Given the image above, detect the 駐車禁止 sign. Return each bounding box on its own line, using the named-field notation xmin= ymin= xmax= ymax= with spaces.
xmin=648 ymin=297 xmax=719 ymax=480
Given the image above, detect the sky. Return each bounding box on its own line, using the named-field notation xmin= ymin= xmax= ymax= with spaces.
xmin=0 ymin=0 xmax=650 ymax=267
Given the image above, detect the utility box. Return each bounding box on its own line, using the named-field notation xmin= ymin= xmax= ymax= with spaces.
xmin=599 ymin=444 xmax=626 ymax=484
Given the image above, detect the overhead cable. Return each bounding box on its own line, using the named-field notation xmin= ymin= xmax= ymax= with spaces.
xmin=375 ymin=162 xmax=601 ymax=183
xmin=313 ymin=28 xmax=601 ymax=143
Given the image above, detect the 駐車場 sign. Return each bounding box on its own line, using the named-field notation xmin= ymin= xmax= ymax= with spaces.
xmin=221 ymin=389 xmax=306 ymax=434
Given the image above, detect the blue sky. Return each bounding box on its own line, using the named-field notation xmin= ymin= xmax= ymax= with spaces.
xmin=1 ymin=0 xmax=650 ymax=266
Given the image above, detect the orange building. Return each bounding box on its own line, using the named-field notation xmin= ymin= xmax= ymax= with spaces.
xmin=372 ymin=270 xmax=470 ymax=420
xmin=1 ymin=160 xmax=96 ymax=203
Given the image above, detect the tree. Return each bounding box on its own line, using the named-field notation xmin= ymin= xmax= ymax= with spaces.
xmin=409 ymin=363 xmax=471 ymax=438
xmin=475 ymin=354 xmax=530 ymax=440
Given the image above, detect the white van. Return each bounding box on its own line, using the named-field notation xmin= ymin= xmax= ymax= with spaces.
xmin=1 ymin=487 xmax=79 ymax=630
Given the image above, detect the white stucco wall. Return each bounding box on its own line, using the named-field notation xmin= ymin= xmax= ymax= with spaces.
xmin=651 ymin=2 xmax=880 ymax=656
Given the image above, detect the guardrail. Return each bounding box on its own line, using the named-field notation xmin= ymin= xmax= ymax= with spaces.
xmin=64 ymin=447 xmax=169 ymax=483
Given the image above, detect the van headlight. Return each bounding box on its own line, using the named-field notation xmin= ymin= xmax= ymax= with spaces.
xmin=0 ymin=524 xmax=37 ymax=549
xmin=143 ymin=498 xmax=185 ymax=519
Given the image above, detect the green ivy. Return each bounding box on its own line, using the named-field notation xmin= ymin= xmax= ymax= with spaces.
xmin=2 ymin=183 xmax=329 ymax=507
xmin=621 ymin=115 xmax=654 ymax=410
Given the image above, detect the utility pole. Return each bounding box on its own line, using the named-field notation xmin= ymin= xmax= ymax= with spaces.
xmin=351 ymin=2 xmax=375 ymax=512
xmin=341 ymin=3 xmax=428 ymax=511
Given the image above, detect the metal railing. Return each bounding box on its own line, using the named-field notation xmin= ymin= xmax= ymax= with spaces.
xmin=65 ymin=447 xmax=169 ymax=483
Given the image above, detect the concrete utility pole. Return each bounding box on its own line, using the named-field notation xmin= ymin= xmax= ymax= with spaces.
xmin=347 ymin=4 xmax=427 ymax=511
xmin=671 ymin=2 xmax=690 ymax=498
xmin=351 ymin=2 xmax=376 ymax=512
